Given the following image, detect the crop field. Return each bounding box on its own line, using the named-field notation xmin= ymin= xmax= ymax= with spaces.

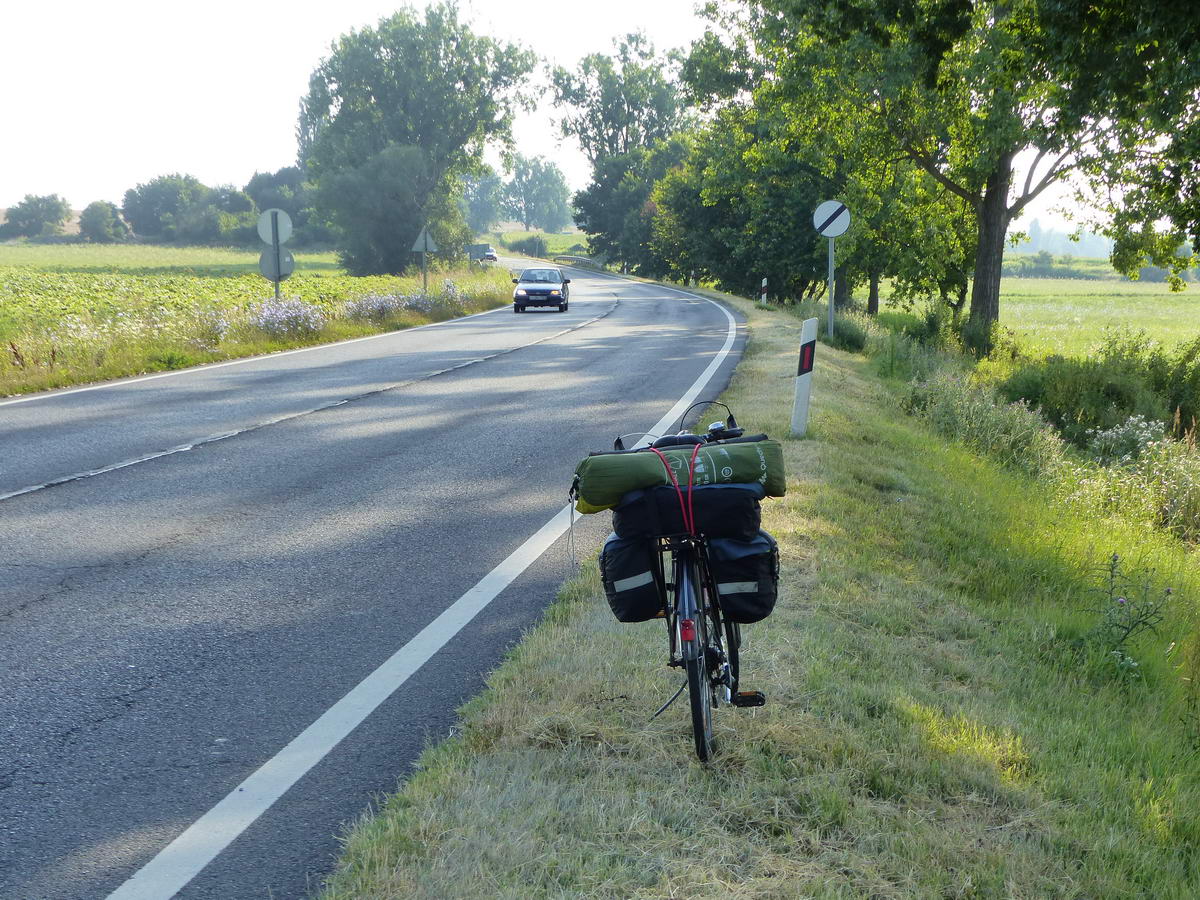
xmin=0 ymin=242 xmax=512 ymax=396
xmin=998 ymin=276 xmax=1200 ymax=356
xmin=494 ymin=230 xmax=588 ymax=257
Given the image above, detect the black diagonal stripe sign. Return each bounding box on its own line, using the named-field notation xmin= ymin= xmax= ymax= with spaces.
xmin=817 ymin=203 xmax=848 ymax=235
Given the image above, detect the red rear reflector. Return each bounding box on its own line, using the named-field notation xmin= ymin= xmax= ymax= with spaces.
xmin=680 ymin=618 xmax=696 ymax=641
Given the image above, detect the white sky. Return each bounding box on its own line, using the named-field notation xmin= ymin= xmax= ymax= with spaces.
xmin=1 ymin=0 xmax=707 ymax=210
xmin=2 ymin=0 xmax=1073 ymax=227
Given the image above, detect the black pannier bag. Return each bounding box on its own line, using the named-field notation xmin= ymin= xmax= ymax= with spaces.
xmin=612 ymin=483 xmax=764 ymax=541
xmin=599 ymin=533 xmax=666 ymax=622
xmin=707 ymin=530 xmax=779 ymax=624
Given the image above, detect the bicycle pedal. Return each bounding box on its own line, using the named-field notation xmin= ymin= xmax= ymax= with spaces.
xmin=731 ymin=691 xmax=766 ymax=708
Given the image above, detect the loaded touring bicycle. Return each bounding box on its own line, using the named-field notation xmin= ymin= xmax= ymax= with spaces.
xmin=571 ymin=402 xmax=785 ymax=761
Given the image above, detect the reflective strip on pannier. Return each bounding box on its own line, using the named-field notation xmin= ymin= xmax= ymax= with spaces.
xmin=613 ymin=571 xmax=654 ymax=592
xmin=717 ymin=581 xmax=759 ymax=595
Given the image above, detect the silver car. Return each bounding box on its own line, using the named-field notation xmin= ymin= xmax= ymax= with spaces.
xmin=512 ymin=267 xmax=571 ymax=313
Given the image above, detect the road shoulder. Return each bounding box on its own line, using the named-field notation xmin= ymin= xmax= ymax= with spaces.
xmin=317 ymin=290 xmax=1200 ymax=899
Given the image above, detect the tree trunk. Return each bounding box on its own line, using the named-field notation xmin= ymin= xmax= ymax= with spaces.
xmin=867 ymin=271 xmax=880 ymax=315
xmin=967 ymin=150 xmax=1015 ymax=343
xmin=834 ymin=270 xmax=851 ymax=308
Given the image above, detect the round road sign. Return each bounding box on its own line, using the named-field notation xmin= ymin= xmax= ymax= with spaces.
xmin=813 ymin=200 xmax=850 ymax=237
xmin=259 ymin=249 xmax=295 ymax=282
xmin=257 ymin=209 xmax=293 ymax=245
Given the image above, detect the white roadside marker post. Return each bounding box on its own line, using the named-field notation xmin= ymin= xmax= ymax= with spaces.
xmin=790 ymin=317 xmax=819 ymax=436
xmin=761 ymin=277 xmax=768 ymax=305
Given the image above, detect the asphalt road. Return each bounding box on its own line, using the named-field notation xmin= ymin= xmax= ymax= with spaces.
xmin=0 ymin=262 xmax=744 ymax=899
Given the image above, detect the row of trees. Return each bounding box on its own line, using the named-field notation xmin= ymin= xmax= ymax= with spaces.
xmin=0 ymin=168 xmax=327 ymax=246
xmin=555 ymin=2 xmax=1200 ymax=348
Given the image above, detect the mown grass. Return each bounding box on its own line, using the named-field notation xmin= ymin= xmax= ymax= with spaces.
xmin=319 ymin=292 xmax=1200 ymax=898
xmin=0 ymin=243 xmax=512 ymax=396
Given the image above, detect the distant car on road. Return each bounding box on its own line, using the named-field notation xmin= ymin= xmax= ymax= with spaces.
xmin=512 ymin=267 xmax=571 ymax=313
xmin=483 ymin=246 xmax=498 ymax=261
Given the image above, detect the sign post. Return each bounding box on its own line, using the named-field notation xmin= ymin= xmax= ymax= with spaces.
xmin=812 ymin=200 xmax=850 ymax=338
xmin=257 ymin=209 xmax=294 ymax=298
xmin=411 ymin=225 xmax=438 ymax=294
xmin=791 ymin=317 xmax=819 ymax=436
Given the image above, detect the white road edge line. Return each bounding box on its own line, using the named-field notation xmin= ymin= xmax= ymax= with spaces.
xmin=105 ymin=289 xmax=738 ymax=900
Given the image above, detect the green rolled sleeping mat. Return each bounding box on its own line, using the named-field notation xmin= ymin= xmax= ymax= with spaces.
xmin=573 ymin=437 xmax=786 ymax=513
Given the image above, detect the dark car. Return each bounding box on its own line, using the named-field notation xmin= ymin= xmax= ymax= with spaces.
xmin=512 ymin=267 xmax=571 ymax=312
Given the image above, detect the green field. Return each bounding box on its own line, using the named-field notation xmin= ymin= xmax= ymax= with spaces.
xmin=493 ymin=230 xmax=589 ymax=258
xmin=0 ymin=242 xmax=511 ymax=396
xmin=998 ymin=276 xmax=1200 ymax=356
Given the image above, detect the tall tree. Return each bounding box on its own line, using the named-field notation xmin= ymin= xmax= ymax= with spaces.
xmin=298 ymin=2 xmax=533 ymax=273
xmin=575 ymin=136 xmax=690 ymax=275
xmin=122 ymin=174 xmax=208 ymax=239
xmin=461 ymin=168 xmax=504 ymax=234
xmin=749 ymin=0 xmax=1200 ymax=346
xmin=78 ymin=201 xmax=129 ymax=243
xmin=504 ymin=156 xmax=571 ymax=232
xmin=3 ymin=194 xmax=72 ymax=238
xmin=550 ymin=33 xmax=686 ymax=165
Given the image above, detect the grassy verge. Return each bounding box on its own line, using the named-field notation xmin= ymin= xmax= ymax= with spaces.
xmin=0 ymin=243 xmax=512 ymax=396
xmin=320 ymin=290 xmax=1200 ymax=899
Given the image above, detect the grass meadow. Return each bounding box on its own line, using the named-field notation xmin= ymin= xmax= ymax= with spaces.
xmin=0 ymin=242 xmax=513 ymax=396
xmin=319 ymin=291 xmax=1200 ymax=898
xmin=493 ymin=230 xmax=589 ymax=258
xmin=997 ymin=277 xmax=1200 ymax=357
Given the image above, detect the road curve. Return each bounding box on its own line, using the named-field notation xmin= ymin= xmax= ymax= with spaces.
xmin=0 ymin=263 xmax=744 ymax=899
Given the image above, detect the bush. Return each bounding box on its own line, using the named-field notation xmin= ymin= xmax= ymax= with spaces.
xmin=903 ymin=370 xmax=1065 ymax=476
xmin=248 ymin=297 xmax=326 ymax=337
xmin=999 ymin=354 xmax=1168 ymax=446
xmin=507 ymin=235 xmax=548 ymax=258
xmin=79 ymin=201 xmax=130 ymax=243
xmin=1086 ymin=414 xmax=1165 ymax=465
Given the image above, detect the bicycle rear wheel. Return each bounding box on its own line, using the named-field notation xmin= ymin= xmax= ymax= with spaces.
xmin=678 ymin=554 xmax=714 ymax=761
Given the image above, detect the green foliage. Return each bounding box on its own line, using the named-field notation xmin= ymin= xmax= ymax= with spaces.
xmin=121 ymin=174 xmax=208 ymax=239
xmin=0 ymin=244 xmax=513 ymax=395
xmin=1085 ymin=554 xmax=1169 ymax=659
xmin=550 ymin=32 xmax=685 ymax=165
xmin=902 ymin=370 xmax=1066 ymax=477
xmin=574 ymin=136 xmax=689 ymax=276
xmin=503 ymin=156 xmax=571 ymax=232
xmin=78 ymin=201 xmax=129 ymax=243
xmin=460 ymin=170 xmax=504 ymax=234
xmin=244 ymin=167 xmax=328 ymax=245
xmin=997 ymin=329 xmax=1200 ymax=446
xmin=506 ymin=235 xmax=548 ymax=258
xmin=297 ymin=3 xmax=532 ymax=275
xmin=2 ymin=194 xmax=72 ymax=238
xmin=711 ymin=0 xmax=1200 ymax=332
xmin=315 ymin=145 xmax=471 ymax=275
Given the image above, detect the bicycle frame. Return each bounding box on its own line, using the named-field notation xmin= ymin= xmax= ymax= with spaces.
xmin=659 ymin=535 xmax=733 ymax=698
